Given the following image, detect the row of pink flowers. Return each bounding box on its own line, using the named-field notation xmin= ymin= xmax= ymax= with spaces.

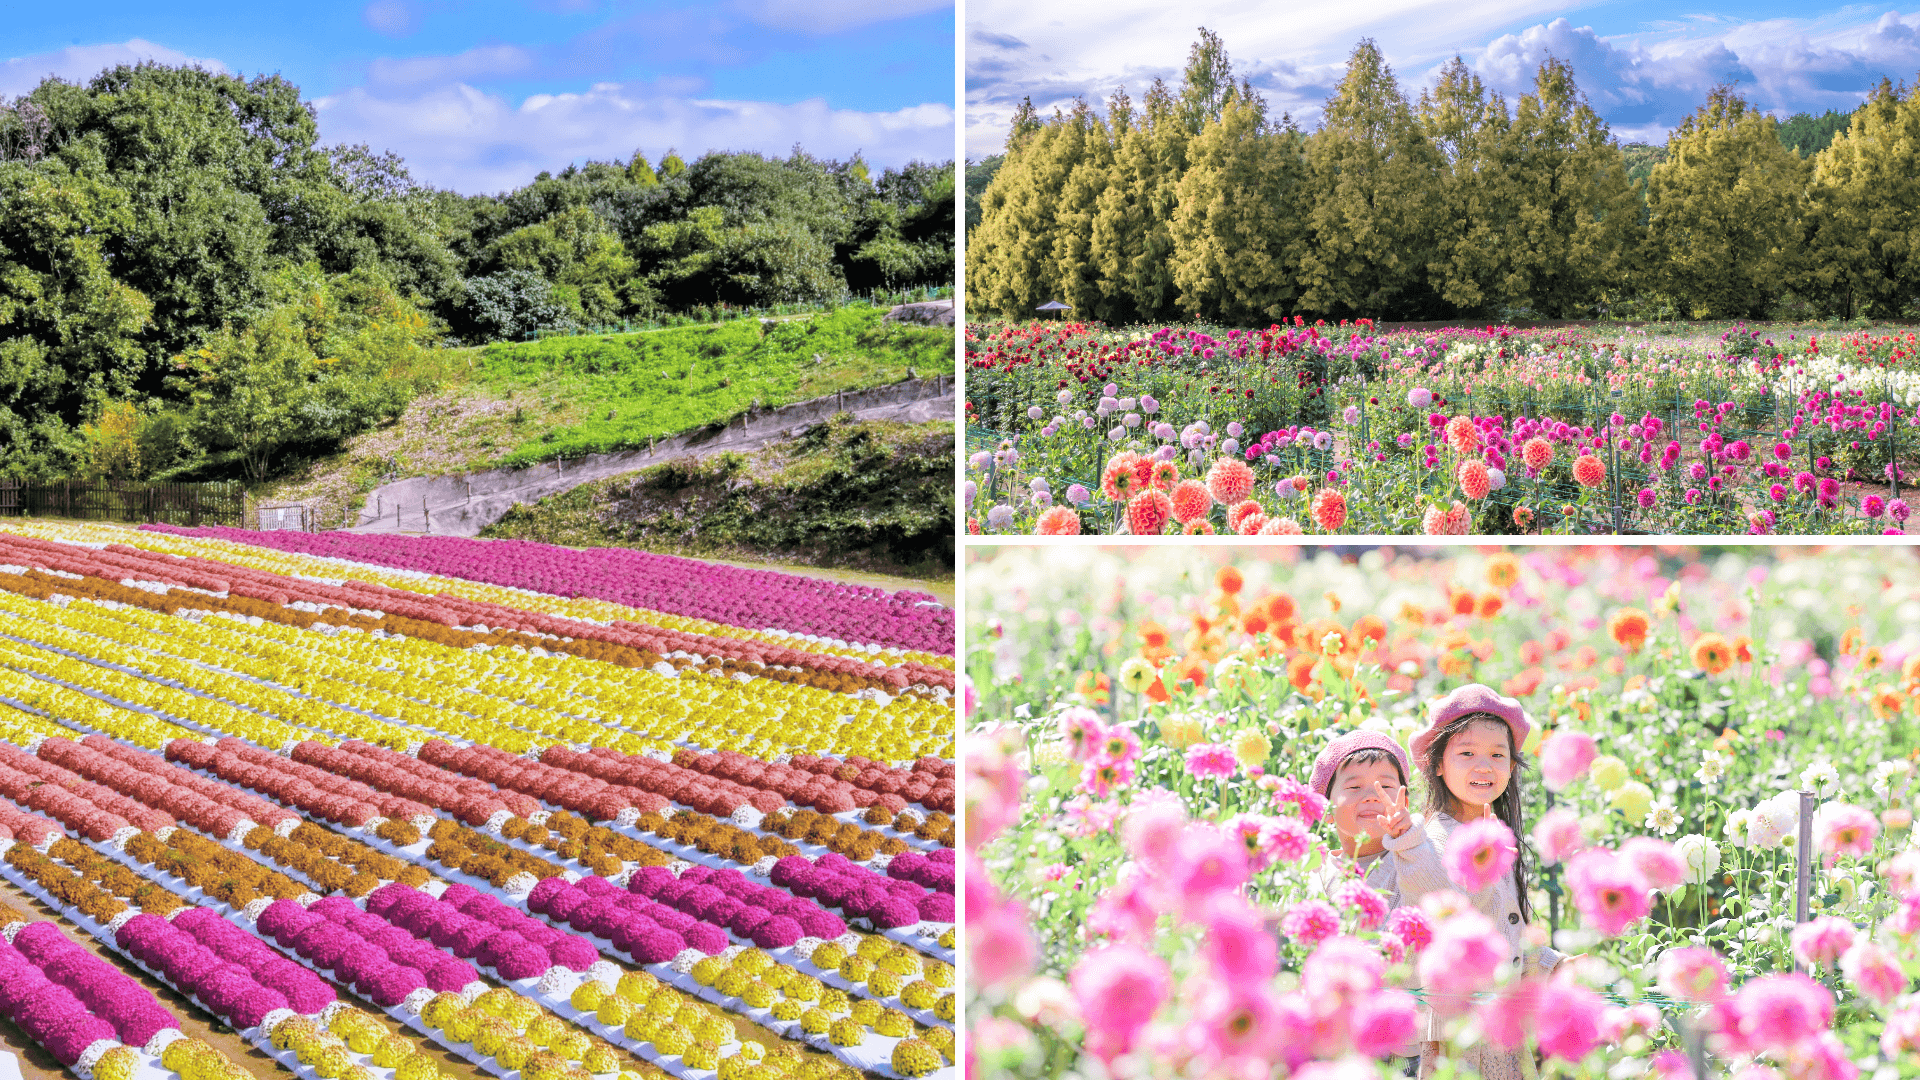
xmin=0 ymin=921 xmax=178 ymax=1063
xmin=528 ymin=874 xmax=731 ymax=962
xmin=256 ymin=897 xmax=469 ymax=1007
xmin=366 ymin=881 xmax=600 ymax=982
xmin=167 ymin=739 xmax=430 ymax=827
xmin=769 ymin=855 xmax=947 ymax=927
xmin=417 ymin=741 xmax=668 ymax=822
xmin=68 ymin=735 xmax=296 ymax=829
xmin=116 ymin=908 xmax=334 ymax=1026
xmin=0 ymin=745 xmax=151 ymax=840
xmin=292 ymin=741 xmax=519 ymax=828
xmin=881 ymin=850 xmax=956 ymax=896
xmin=331 ymin=740 xmax=539 ymax=821
xmin=0 ymin=797 xmax=66 ymax=848
xmin=143 ymin=529 xmax=955 ymax=655
xmin=37 ymin=736 xmax=291 ymax=838
xmin=628 ymin=862 xmax=850 ymax=941
xmin=0 ymin=534 xmax=232 ymax=594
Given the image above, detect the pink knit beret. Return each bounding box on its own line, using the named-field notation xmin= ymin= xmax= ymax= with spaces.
xmin=1408 ymin=683 xmax=1530 ymax=762
xmin=1308 ymin=730 xmax=1411 ymax=798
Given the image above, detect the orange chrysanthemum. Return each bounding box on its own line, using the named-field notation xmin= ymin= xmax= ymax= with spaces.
xmin=1486 ymin=553 xmax=1520 ymax=590
xmin=1265 ymin=593 xmax=1298 ymax=623
xmin=1840 ymin=627 xmax=1862 ymax=656
xmin=1864 ymin=646 xmax=1884 ymax=671
xmin=1139 ymin=620 xmax=1170 ymax=650
xmin=1573 ymin=454 xmax=1606 ymax=488
xmin=1216 ymin=566 xmax=1244 ymax=595
xmin=1450 ymin=591 xmax=1477 ymax=617
xmin=1457 ymin=459 xmax=1492 ymax=500
xmin=1207 ymin=457 xmax=1256 ymax=505
xmin=1126 ymin=489 xmax=1173 ymax=535
xmin=1732 ymin=635 xmax=1753 ymax=664
xmin=1035 ymin=506 xmax=1082 ymax=535
xmin=1871 ymin=684 xmax=1909 ymax=720
xmin=1608 ymin=608 xmax=1650 ymax=653
xmin=1352 ymin=614 xmax=1387 ymax=646
xmin=1310 ymin=488 xmax=1348 ymax=531
xmin=1476 ymin=592 xmax=1504 ymax=619
xmin=1692 ymin=632 xmax=1733 ymax=676
xmin=1170 ymin=479 xmax=1214 ymax=524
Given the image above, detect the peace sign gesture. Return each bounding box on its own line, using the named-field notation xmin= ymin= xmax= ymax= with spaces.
xmin=1367 ymin=779 xmax=1413 ymax=841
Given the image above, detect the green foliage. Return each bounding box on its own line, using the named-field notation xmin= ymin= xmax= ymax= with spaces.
xmin=175 ymin=265 xmax=430 ymax=481
xmin=1645 ymin=87 xmax=1810 ymax=319
xmin=483 ymin=417 xmax=953 ymax=576
xmin=1169 ymin=97 xmax=1308 ymax=321
xmin=472 ymin=305 xmax=952 ymax=467
xmin=965 ymin=155 xmax=1003 ymax=234
xmin=1779 ymin=108 xmax=1858 ymax=157
xmin=1801 ymin=80 xmax=1920 ymax=319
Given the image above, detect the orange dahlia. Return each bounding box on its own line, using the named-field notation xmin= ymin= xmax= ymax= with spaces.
xmin=1235 ymin=512 xmax=1269 ymax=535
xmin=1445 ymin=416 xmax=1479 ymax=454
xmin=1260 ymin=517 xmax=1305 ymax=535
xmin=1310 ymin=489 xmax=1347 ymax=531
xmin=1486 ymin=553 xmax=1520 ymax=589
xmin=1184 ymin=520 xmax=1216 ymax=535
xmin=1522 ymin=437 xmax=1554 ymax=471
xmin=1458 ymin=459 xmax=1492 ymax=500
xmin=1215 ymin=566 xmax=1244 ymax=595
xmin=1227 ymin=500 xmax=1264 ymax=533
xmin=1692 ymin=632 xmax=1733 ymax=676
xmin=1206 ymin=458 xmax=1256 ymax=505
xmin=1126 ymin=489 xmax=1173 ymax=535
xmin=1150 ymin=459 xmax=1180 ymax=492
xmin=1101 ymin=452 xmax=1145 ymax=501
xmin=1572 ymin=454 xmax=1606 ymax=488
xmin=1608 ymin=608 xmax=1650 ymax=652
xmin=1035 ymin=506 xmax=1082 ymax=535
xmin=1170 ymin=480 xmax=1213 ymax=524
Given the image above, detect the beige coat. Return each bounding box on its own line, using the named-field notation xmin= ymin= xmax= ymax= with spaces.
xmin=1325 ymin=811 xmax=1562 ymax=1080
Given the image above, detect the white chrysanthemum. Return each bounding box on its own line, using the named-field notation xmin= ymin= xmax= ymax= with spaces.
xmin=1694 ymin=751 xmax=1726 ymax=786
xmin=1800 ymin=760 xmax=1840 ymax=795
xmin=1644 ymin=799 xmax=1681 ymax=836
xmin=670 ymin=949 xmax=704 ymax=974
xmin=402 ymin=988 xmax=437 ymax=1014
xmin=1674 ymin=834 xmax=1722 ymax=885
xmin=142 ymin=1029 xmax=187 ymax=1056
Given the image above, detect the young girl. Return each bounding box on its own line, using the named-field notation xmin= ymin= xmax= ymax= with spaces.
xmin=1400 ymin=684 xmax=1563 ymax=1080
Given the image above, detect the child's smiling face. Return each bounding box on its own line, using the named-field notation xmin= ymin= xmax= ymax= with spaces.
xmin=1440 ymin=717 xmax=1512 ymax=813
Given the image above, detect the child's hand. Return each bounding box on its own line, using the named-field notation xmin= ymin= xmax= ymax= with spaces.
xmin=1369 ymin=780 xmax=1413 ymax=840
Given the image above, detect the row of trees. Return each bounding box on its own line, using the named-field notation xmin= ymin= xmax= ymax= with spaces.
xmin=0 ymin=63 xmax=954 ymax=479
xmin=966 ymin=31 xmax=1913 ymax=325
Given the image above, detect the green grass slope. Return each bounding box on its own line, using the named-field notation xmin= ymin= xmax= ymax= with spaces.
xmin=468 ymin=306 xmax=952 ymax=467
xmin=480 ymin=416 xmax=953 ymax=579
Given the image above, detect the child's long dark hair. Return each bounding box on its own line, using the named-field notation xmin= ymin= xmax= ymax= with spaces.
xmin=1421 ymin=712 xmax=1532 ymax=924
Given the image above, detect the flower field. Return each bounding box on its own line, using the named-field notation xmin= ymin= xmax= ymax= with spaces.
xmin=0 ymin=521 xmax=955 ymax=1080
xmin=964 ymin=545 xmax=1920 ymax=1080
xmin=964 ymin=321 xmax=1920 ymax=535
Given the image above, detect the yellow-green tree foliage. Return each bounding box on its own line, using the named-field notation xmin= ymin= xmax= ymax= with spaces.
xmin=1297 ymin=40 xmax=1443 ymax=318
xmin=1802 ymin=79 xmax=1920 ymax=318
xmin=966 ymin=100 xmax=1102 ymax=318
xmin=1498 ymin=57 xmax=1640 ymax=317
xmin=82 ymin=401 xmax=143 ymax=480
xmin=1170 ymin=96 xmax=1309 ymax=322
xmin=1090 ymin=83 xmax=1188 ymax=322
xmin=1645 ymin=87 xmax=1810 ymax=318
xmin=1418 ymin=59 xmax=1511 ymax=316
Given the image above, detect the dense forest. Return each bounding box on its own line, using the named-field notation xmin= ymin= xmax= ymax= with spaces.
xmin=0 ymin=63 xmax=954 ymax=480
xmin=967 ymin=30 xmax=1903 ymax=326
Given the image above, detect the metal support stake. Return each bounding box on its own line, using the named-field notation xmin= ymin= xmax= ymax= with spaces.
xmin=1793 ymin=788 xmax=1814 ymax=973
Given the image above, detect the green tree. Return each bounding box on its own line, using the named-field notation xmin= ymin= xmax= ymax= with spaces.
xmin=1498 ymin=57 xmax=1639 ymax=317
xmin=1417 ymin=58 xmax=1512 ymax=316
xmin=966 ymin=101 xmax=1102 ymax=317
xmin=1780 ymin=109 xmax=1858 ymax=157
xmin=1802 ymin=80 xmax=1920 ymax=318
xmin=1091 ymin=82 xmax=1189 ymax=322
xmin=1645 ymin=86 xmax=1810 ymax=318
xmin=627 ymin=149 xmax=659 ymax=187
xmin=1298 ymin=40 xmax=1444 ymax=318
xmin=1169 ymin=96 xmax=1309 ymax=321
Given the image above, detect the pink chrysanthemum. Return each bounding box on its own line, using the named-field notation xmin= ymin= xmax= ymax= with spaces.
xmin=1332 ymin=880 xmax=1389 ymax=930
xmin=1257 ymin=815 xmax=1314 ymax=865
xmin=1565 ymin=848 xmax=1653 ymax=937
xmin=1815 ymin=803 xmax=1878 ymax=863
xmin=1278 ymin=899 xmax=1341 ymax=947
xmin=1383 ymin=906 xmax=1433 ymax=953
xmin=1185 ymin=742 xmax=1238 ymax=780
xmin=1789 ymin=916 xmax=1856 ymax=969
xmin=1267 ymin=777 xmax=1328 ymax=826
xmin=1657 ymin=946 xmax=1729 ymax=1003
xmin=1445 ymin=816 xmax=1518 ymax=893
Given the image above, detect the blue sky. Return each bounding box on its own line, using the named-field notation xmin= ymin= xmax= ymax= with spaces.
xmin=967 ymin=0 xmax=1920 ymax=157
xmin=1 ymin=0 xmax=955 ymax=193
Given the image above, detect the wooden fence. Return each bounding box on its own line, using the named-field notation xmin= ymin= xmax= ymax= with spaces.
xmin=0 ymin=479 xmax=247 ymax=528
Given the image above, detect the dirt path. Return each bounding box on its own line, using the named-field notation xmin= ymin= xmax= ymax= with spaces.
xmin=342 ymin=377 xmax=954 ymax=539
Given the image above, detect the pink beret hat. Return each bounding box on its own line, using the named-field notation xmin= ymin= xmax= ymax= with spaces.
xmin=1409 ymin=684 xmax=1530 ymax=762
xmin=1308 ymin=730 xmax=1411 ymax=798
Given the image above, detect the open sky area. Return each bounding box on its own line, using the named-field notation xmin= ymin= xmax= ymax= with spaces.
xmin=966 ymin=0 xmax=1920 ymax=157
xmin=1 ymin=0 xmax=955 ymax=194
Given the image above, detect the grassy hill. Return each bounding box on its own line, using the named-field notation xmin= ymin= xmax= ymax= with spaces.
xmin=466 ymin=306 xmax=952 ymax=467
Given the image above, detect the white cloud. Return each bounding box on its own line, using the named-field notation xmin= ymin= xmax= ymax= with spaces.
xmin=313 ymin=79 xmax=955 ymax=193
xmin=0 ymin=38 xmax=226 ymax=98
xmin=733 ymin=0 xmax=953 ymax=34
xmin=363 ymin=0 xmax=419 ymax=37
xmin=364 ymin=44 xmax=538 ymax=91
